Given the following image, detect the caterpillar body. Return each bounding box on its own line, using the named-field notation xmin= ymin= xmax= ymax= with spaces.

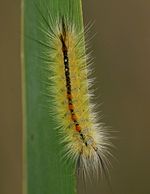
xmin=35 ymin=6 xmax=111 ymax=178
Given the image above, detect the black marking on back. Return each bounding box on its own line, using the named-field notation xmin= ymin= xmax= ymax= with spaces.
xmin=59 ymin=18 xmax=86 ymax=144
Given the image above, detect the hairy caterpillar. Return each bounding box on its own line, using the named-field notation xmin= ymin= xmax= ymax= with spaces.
xmin=33 ymin=3 xmax=112 ymax=179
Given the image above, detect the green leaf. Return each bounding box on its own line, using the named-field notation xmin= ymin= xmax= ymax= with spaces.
xmin=22 ymin=0 xmax=83 ymax=194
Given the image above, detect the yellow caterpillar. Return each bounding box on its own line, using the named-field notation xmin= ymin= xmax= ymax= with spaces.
xmin=36 ymin=7 xmax=111 ymax=177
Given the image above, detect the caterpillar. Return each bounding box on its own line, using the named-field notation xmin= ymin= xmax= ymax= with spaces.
xmin=34 ymin=3 xmax=112 ymax=178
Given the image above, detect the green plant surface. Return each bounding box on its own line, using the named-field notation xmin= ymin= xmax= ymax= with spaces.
xmin=22 ymin=0 xmax=84 ymax=194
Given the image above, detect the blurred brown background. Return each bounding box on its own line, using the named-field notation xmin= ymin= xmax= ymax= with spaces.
xmin=0 ymin=0 xmax=22 ymax=194
xmin=82 ymin=0 xmax=150 ymax=194
xmin=0 ymin=0 xmax=150 ymax=194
